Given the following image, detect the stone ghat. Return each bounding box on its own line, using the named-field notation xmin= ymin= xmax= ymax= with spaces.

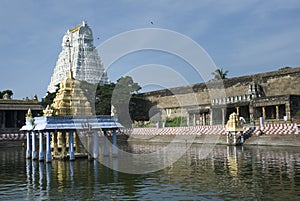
xmin=121 ymin=123 xmax=299 ymax=136
xmin=254 ymin=123 xmax=298 ymax=135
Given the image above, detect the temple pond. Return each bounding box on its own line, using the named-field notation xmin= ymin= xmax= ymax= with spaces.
xmin=1 ymin=143 xmax=300 ymax=200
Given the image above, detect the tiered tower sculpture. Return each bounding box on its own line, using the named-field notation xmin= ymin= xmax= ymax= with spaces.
xmin=51 ymin=69 xmax=93 ymax=116
xmin=47 ymin=21 xmax=109 ymax=93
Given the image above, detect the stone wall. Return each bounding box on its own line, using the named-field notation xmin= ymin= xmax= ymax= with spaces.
xmin=143 ymin=67 xmax=300 ymax=120
xmin=259 ymin=68 xmax=300 ymax=97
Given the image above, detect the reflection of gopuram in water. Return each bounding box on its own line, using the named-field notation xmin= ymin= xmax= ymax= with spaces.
xmin=21 ymin=69 xmax=121 ymax=162
xmin=2 ymin=143 xmax=299 ymax=200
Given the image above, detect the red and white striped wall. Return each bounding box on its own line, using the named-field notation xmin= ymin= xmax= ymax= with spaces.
xmin=121 ymin=123 xmax=299 ymax=136
xmin=0 ymin=133 xmax=26 ymax=141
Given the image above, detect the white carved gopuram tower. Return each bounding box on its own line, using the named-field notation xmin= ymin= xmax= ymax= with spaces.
xmin=47 ymin=21 xmax=109 ymax=93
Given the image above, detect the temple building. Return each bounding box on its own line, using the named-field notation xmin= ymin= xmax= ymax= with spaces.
xmin=0 ymin=94 xmax=42 ymax=134
xmin=144 ymin=67 xmax=300 ymax=126
xmin=47 ymin=21 xmax=109 ymax=93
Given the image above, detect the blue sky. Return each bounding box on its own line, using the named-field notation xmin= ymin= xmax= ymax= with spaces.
xmin=0 ymin=0 xmax=300 ymax=99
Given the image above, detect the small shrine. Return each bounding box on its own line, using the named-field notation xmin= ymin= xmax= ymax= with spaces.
xmin=225 ymin=112 xmax=244 ymax=145
xmin=21 ymin=69 xmax=121 ymax=162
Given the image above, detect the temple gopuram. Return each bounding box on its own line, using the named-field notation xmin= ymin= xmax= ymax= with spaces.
xmin=47 ymin=21 xmax=109 ymax=93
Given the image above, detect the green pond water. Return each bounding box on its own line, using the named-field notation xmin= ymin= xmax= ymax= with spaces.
xmin=1 ymin=142 xmax=300 ymax=200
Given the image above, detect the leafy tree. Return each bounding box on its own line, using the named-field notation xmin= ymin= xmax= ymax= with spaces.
xmin=95 ymin=83 xmax=115 ymax=115
xmin=0 ymin=89 xmax=13 ymax=99
xmin=111 ymin=76 xmax=141 ymax=127
xmin=40 ymin=84 xmax=60 ymax=108
xmin=212 ymin=68 xmax=229 ymax=80
xmin=95 ymin=77 xmax=155 ymax=126
xmin=129 ymin=93 xmax=156 ymax=122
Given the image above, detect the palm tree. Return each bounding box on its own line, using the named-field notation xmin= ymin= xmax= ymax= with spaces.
xmin=212 ymin=68 xmax=229 ymax=80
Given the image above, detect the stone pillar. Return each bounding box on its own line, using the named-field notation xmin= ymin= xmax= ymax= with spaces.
xmin=222 ymin=108 xmax=225 ymax=126
xmin=38 ymin=132 xmax=44 ymax=161
xmin=112 ymin=130 xmax=118 ymax=156
xmin=202 ymin=113 xmax=206 ymax=126
xmin=187 ymin=113 xmax=190 ymax=126
xmin=32 ymin=131 xmax=38 ymax=160
xmin=103 ymin=130 xmax=109 ymax=157
xmin=13 ymin=111 xmax=17 ymax=128
xmin=45 ymin=131 xmax=52 ymax=163
xmin=262 ymin=107 xmax=266 ymax=120
xmin=93 ymin=131 xmax=99 ymax=159
xmin=53 ymin=132 xmax=58 ymax=156
xmin=210 ymin=109 xmax=213 ymax=125
xmin=68 ymin=131 xmax=75 ymax=161
xmin=276 ymin=105 xmax=279 ymax=120
xmin=249 ymin=103 xmax=254 ymax=123
xmin=74 ymin=132 xmax=81 ymax=154
xmin=193 ymin=113 xmax=196 ymax=126
xmin=66 ymin=132 xmax=69 ymax=152
xmin=61 ymin=132 xmax=67 ymax=159
xmin=236 ymin=107 xmax=240 ymax=116
xmin=26 ymin=131 xmax=31 ymax=159
xmin=285 ymin=103 xmax=291 ymax=121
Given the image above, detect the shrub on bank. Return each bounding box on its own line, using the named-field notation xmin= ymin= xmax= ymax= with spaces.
xmin=165 ymin=116 xmax=187 ymax=127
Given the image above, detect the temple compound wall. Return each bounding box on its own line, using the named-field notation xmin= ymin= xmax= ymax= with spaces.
xmin=143 ymin=67 xmax=300 ymax=126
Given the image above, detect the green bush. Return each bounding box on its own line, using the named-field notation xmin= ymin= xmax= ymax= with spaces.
xmin=165 ymin=116 xmax=187 ymax=127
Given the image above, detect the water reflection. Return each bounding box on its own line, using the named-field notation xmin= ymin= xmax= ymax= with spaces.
xmin=1 ymin=144 xmax=300 ymax=200
xmin=46 ymin=163 xmax=51 ymax=197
